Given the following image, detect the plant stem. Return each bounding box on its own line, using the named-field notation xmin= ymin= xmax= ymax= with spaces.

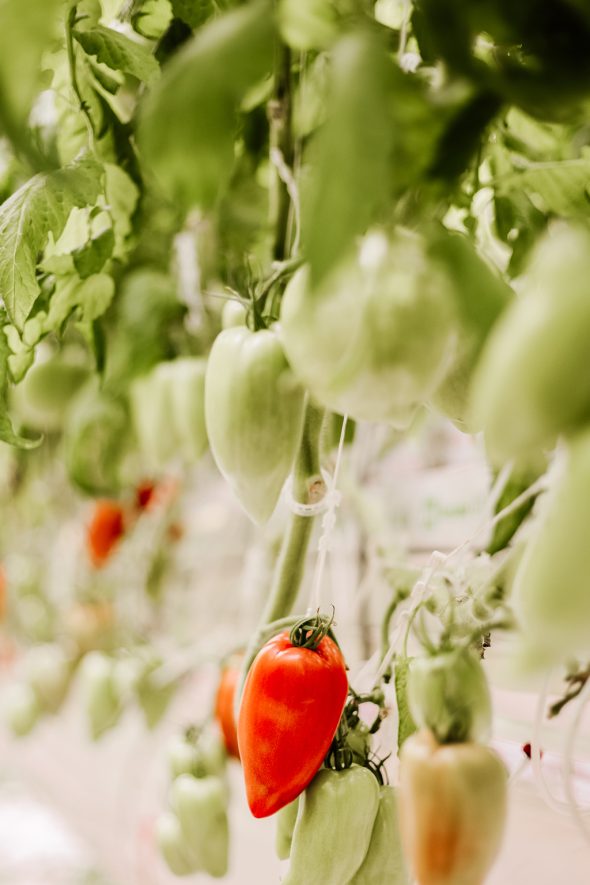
xmin=65 ymin=6 xmax=98 ymax=152
xmin=260 ymin=401 xmax=325 ymax=625
xmin=268 ymin=42 xmax=294 ymax=261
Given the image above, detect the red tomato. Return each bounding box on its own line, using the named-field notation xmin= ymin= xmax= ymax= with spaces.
xmin=237 ymin=628 xmax=348 ymax=818
xmin=135 ymin=481 xmax=157 ymax=511
xmin=87 ymin=501 xmax=125 ymax=568
xmin=215 ymin=663 xmax=241 ymax=760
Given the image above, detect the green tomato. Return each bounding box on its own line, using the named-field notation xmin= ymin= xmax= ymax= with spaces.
xmin=205 ymin=326 xmax=306 ymax=524
xmin=284 ymin=766 xmax=380 ymax=885
xmin=349 ymin=785 xmax=409 ymax=884
xmin=80 ymin=652 xmax=123 ymax=741
xmin=156 ymin=811 xmax=200 ymax=877
xmin=407 ymin=649 xmax=492 ymax=744
xmin=168 ymin=729 xmax=226 ymax=780
xmin=131 ymin=358 xmax=208 ymax=470
xmin=170 ymin=774 xmax=229 ymax=878
xmin=63 ymin=380 xmax=130 ymax=496
xmin=11 ymin=352 xmax=88 ymax=433
xmin=513 ymin=428 xmax=590 ymax=664
xmin=168 ymin=358 xmax=208 ymax=464
xmin=427 ymin=228 xmax=511 ymax=432
xmin=471 ymin=225 xmax=590 ymax=462
xmin=5 ymin=684 xmax=41 ymax=737
xmin=222 ymin=299 xmax=248 ymax=329
xmin=25 ymin=644 xmax=71 ymax=714
xmin=281 ymin=233 xmax=456 ymax=425
xmin=275 ymin=796 xmax=299 ymax=861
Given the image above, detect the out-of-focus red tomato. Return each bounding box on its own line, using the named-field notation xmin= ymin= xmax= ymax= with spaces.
xmin=87 ymin=501 xmax=126 ymax=568
xmin=215 ymin=661 xmax=242 ymax=760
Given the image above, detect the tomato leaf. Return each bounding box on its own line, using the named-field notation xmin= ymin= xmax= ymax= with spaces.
xmin=138 ymin=1 xmax=275 ymax=208
xmin=0 ymin=311 xmax=40 ymax=448
xmin=0 ymin=154 xmax=104 ymax=330
xmin=497 ymin=156 xmax=590 ymax=217
xmin=74 ymin=24 xmax=160 ymax=84
xmin=171 ymin=0 xmax=215 ymax=29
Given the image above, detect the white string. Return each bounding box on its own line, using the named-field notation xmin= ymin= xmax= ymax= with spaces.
xmin=371 ymin=471 xmax=549 ymax=684
xmin=285 ymin=468 xmax=339 ymax=517
xmin=530 ymin=671 xmax=570 ymax=814
xmin=308 ymin=416 xmax=349 ymax=612
xmin=562 ymin=678 xmax=590 ymax=841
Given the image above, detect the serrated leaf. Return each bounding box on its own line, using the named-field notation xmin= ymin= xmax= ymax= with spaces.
xmin=395 ymin=657 xmax=417 ymax=751
xmin=43 ymin=274 xmax=115 ymax=337
xmin=73 ymin=227 xmax=115 ymax=277
xmin=0 ymin=155 xmax=104 ymax=330
xmin=74 ymin=24 xmax=160 ymax=83
xmin=497 ymin=158 xmax=590 ymax=218
xmin=104 ymin=164 xmax=139 ymax=257
xmin=0 ymin=311 xmax=40 ymax=448
xmin=302 ymin=31 xmax=395 ymax=284
xmin=138 ymin=1 xmax=275 ymax=208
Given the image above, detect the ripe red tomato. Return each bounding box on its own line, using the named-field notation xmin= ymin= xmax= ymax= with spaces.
xmin=87 ymin=501 xmax=126 ymax=568
xmin=215 ymin=662 xmax=241 ymax=760
xmin=237 ymin=626 xmax=348 ymax=818
xmin=135 ymin=480 xmax=157 ymax=511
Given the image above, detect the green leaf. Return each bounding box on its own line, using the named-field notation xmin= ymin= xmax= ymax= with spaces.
xmin=74 ymin=24 xmax=160 ymax=83
xmin=0 ymin=154 xmax=104 ymax=330
xmin=171 ymin=0 xmax=214 ymax=28
xmin=395 ymin=657 xmax=417 ymax=751
xmin=497 ymin=156 xmax=590 ymax=218
xmin=302 ymin=30 xmax=395 ymax=284
xmin=104 ymin=164 xmax=140 ymax=258
xmin=138 ymin=1 xmax=275 ymax=208
xmin=0 ymin=312 xmax=40 ymax=448
xmin=133 ymin=0 xmax=173 ymax=40
xmin=73 ymin=228 xmax=115 ymax=278
xmin=43 ymin=274 xmax=115 ymax=338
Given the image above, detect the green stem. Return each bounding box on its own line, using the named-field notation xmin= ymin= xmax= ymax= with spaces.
xmin=260 ymin=401 xmax=325 ymax=625
xmin=65 ymin=6 xmax=98 ymax=152
xmin=268 ymin=42 xmax=294 ymax=262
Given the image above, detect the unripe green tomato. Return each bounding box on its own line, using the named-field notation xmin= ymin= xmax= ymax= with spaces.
xmin=156 ymin=811 xmax=200 ymax=877
xmin=275 ymin=796 xmax=299 ymax=860
xmin=167 ymin=358 xmax=208 ymax=464
xmin=170 ymin=774 xmax=229 ymax=878
xmin=281 ymin=233 xmax=456 ymax=425
xmin=11 ymin=353 xmax=88 ymax=433
xmin=167 ymin=729 xmax=226 ymax=780
xmin=513 ymin=428 xmax=590 ymax=664
xmin=168 ymin=735 xmax=202 ymax=779
xmin=222 ymin=299 xmax=248 ymax=329
xmin=63 ymin=381 xmax=130 ymax=496
xmin=427 ymin=229 xmax=512 ymax=433
xmin=80 ymin=651 xmax=123 ymax=741
xmin=5 ymin=684 xmax=41 ymax=737
xmin=25 ymin=644 xmax=71 ymax=714
xmin=407 ymin=649 xmax=492 ymax=744
xmin=471 ymin=225 xmax=590 ymax=462
xmin=129 ymin=368 xmax=177 ymax=471
xmin=205 ymin=326 xmax=306 ymax=524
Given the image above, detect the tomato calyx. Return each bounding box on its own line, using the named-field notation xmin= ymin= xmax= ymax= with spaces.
xmin=289 ymin=609 xmax=335 ymax=651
